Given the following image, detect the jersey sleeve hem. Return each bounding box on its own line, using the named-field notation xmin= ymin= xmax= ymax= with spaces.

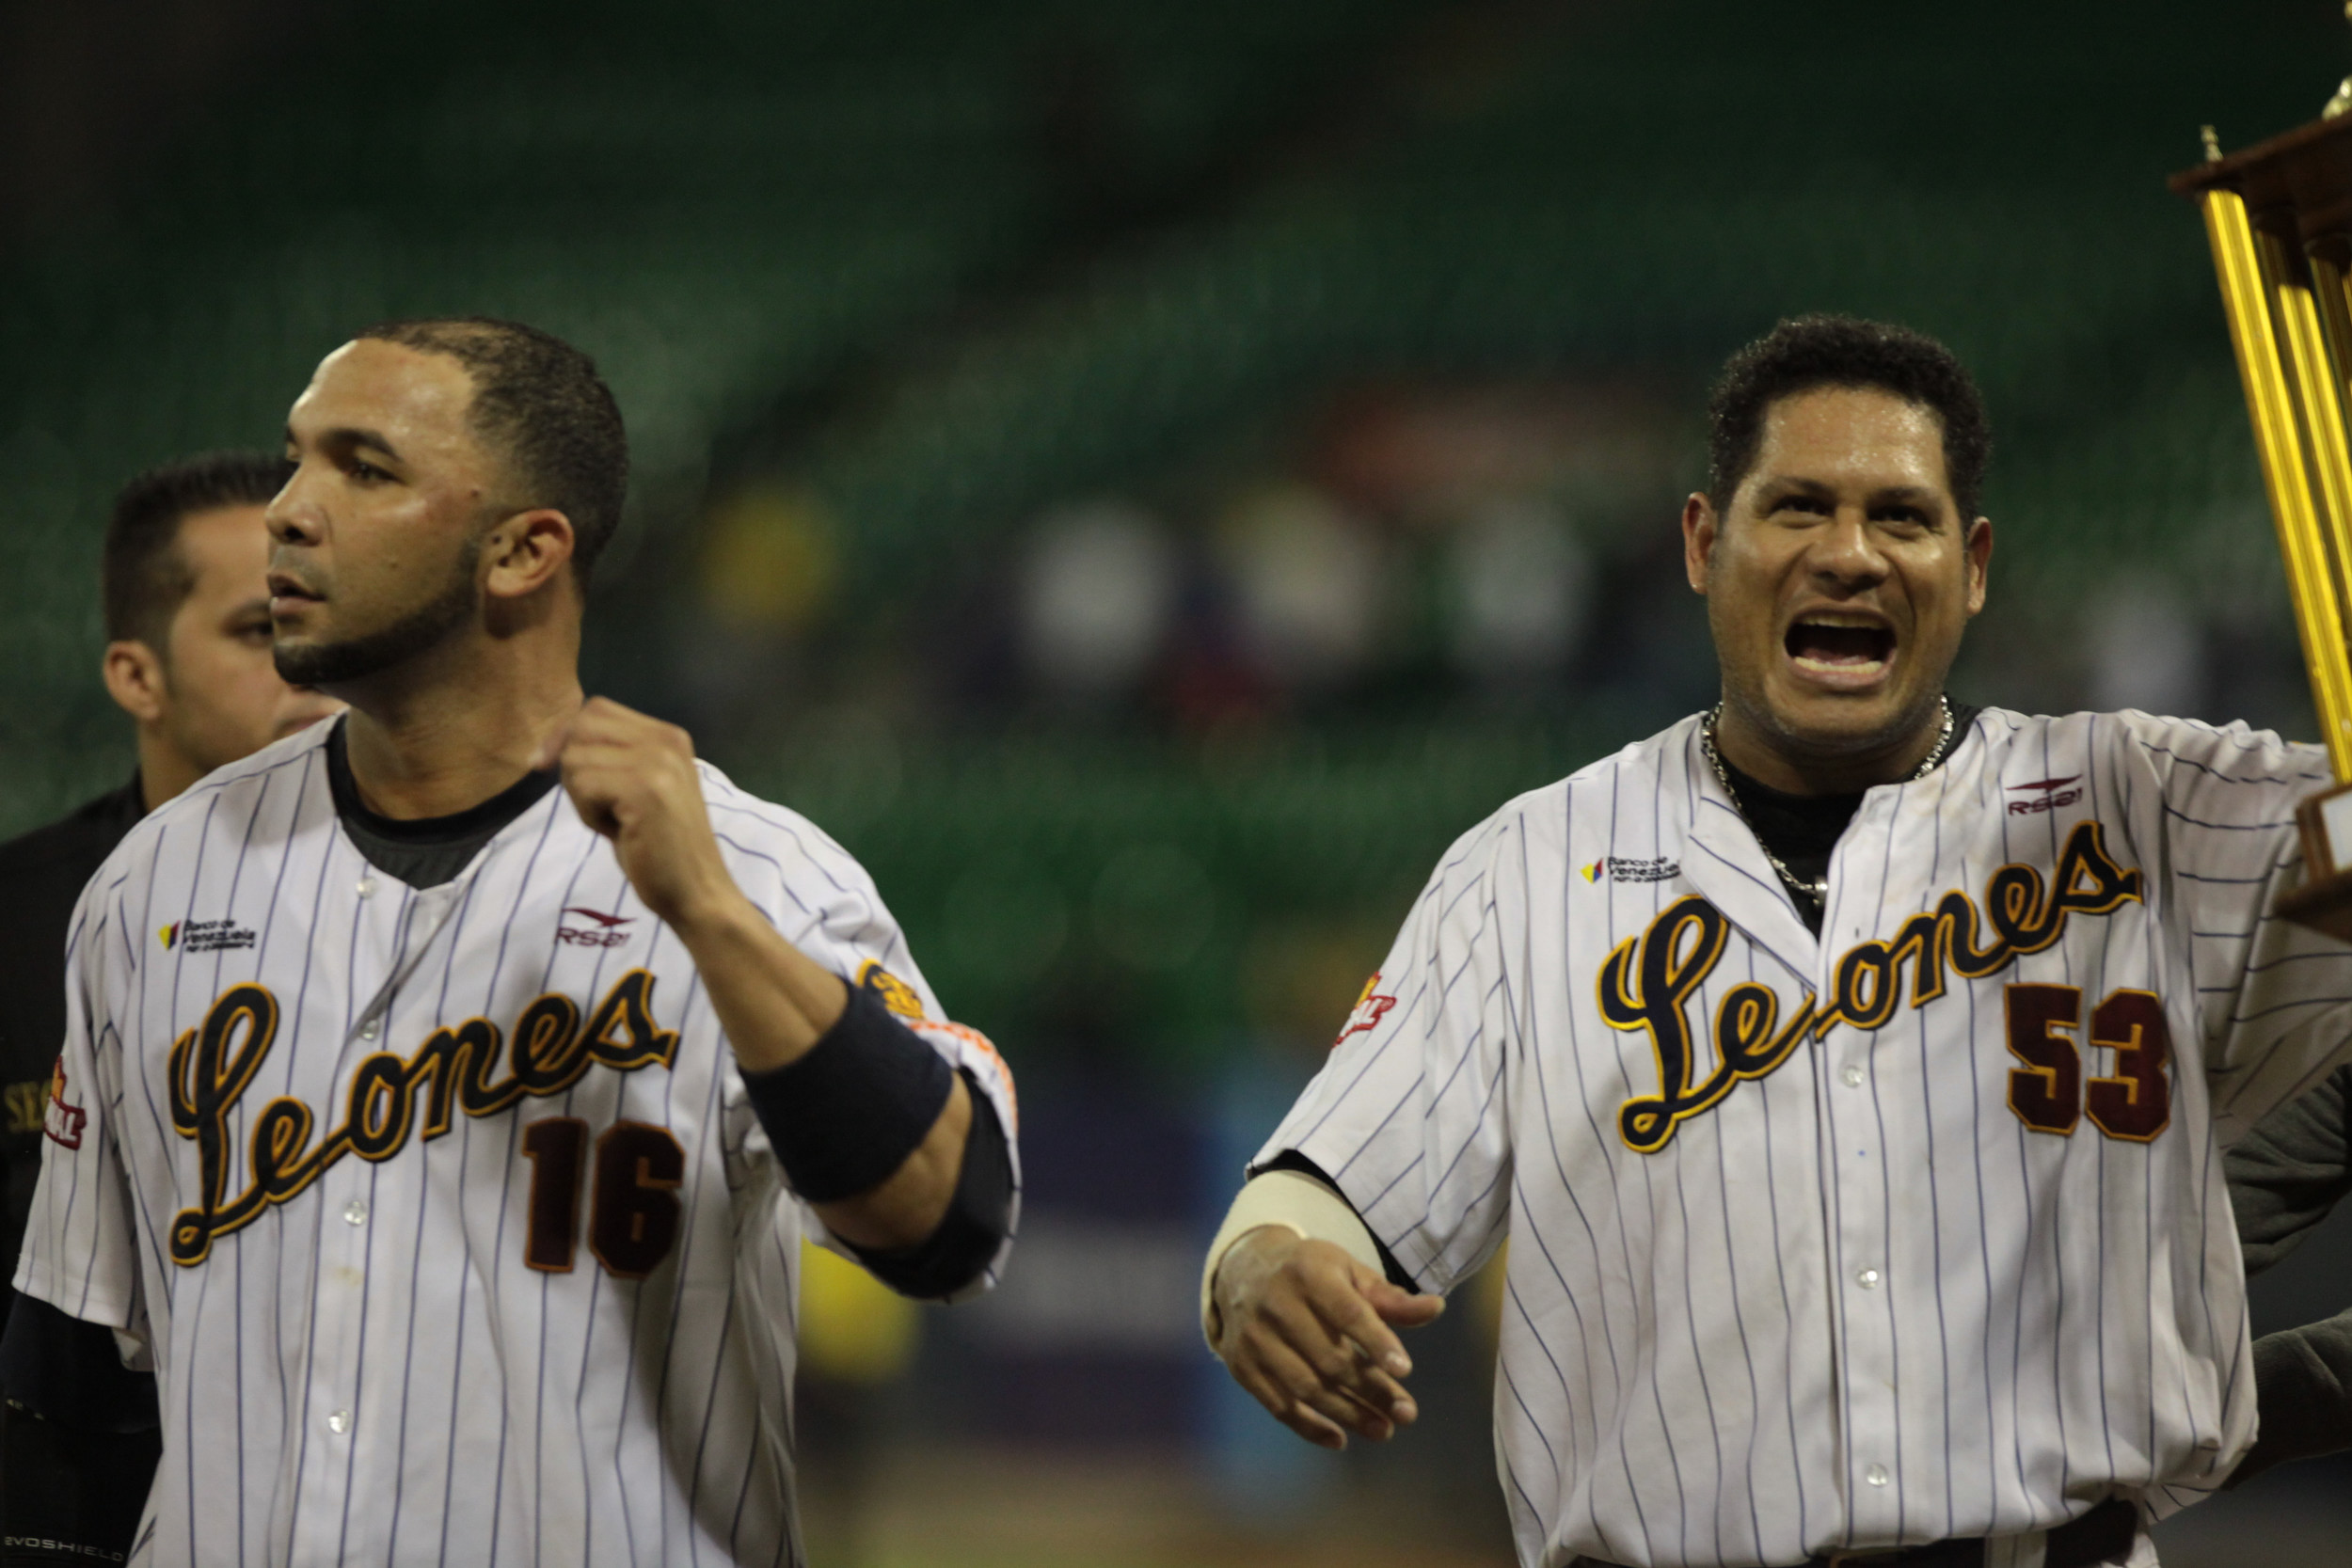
xmin=10 ymin=1256 xmax=135 ymax=1333
xmin=1250 ymin=1146 xmax=1443 ymax=1295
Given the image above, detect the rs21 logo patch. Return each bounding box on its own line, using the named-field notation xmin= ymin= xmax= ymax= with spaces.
xmin=557 ymin=908 xmax=634 ymax=947
xmin=2007 ymin=775 xmax=2083 ymax=816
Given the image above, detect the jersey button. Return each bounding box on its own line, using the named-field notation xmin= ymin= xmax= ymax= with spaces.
xmin=357 ymin=878 xmax=376 ymax=899
xmin=342 ymin=1200 xmax=367 ymax=1226
xmin=1856 ymin=1267 xmax=1882 ymax=1290
xmin=359 ymin=1018 xmax=379 ymax=1040
xmin=1840 ymin=1065 xmax=1865 ymax=1087
xmin=327 ymin=1409 xmax=351 ymax=1434
xmin=1866 ymin=1463 xmax=1889 ymax=1488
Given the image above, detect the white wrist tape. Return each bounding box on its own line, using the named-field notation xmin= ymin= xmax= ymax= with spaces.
xmin=1199 ymin=1167 xmax=1387 ymax=1349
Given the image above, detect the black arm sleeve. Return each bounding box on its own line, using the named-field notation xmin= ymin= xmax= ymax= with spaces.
xmin=2227 ymin=1063 xmax=2352 ymax=1275
xmin=2221 ymin=1065 xmax=2352 ymax=1485
xmin=0 ymin=1295 xmax=156 ymax=1433
xmin=846 ymin=1070 xmax=1012 ymax=1301
xmin=2227 ymin=1311 xmax=2352 ymax=1486
xmin=1252 ymin=1149 xmax=1422 ymax=1294
xmin=739 ymin=981 xmax=955 ymax=1204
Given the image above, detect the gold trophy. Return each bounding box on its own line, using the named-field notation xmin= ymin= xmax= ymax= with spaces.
xmin=2173 ymin=10 xmax=2352 ymax=939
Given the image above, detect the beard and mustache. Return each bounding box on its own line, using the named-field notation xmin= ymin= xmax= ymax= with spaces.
xmin=272 ymin=533 xmax=484 ymax=689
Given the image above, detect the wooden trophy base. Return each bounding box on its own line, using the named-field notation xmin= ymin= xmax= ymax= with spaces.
xmin=2280 ymin=782 xmax=2352 ymax=942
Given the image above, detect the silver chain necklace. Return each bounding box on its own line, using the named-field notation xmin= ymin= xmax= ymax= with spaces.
xmin=1700 ymin=696 xmax=1955 ymax=908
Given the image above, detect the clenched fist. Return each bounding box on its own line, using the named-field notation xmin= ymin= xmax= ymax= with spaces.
xmin=532 ymin=697 xmax=734 ymax=929
xmin=1212 ymin=1227 xmax=1445 ymax=1450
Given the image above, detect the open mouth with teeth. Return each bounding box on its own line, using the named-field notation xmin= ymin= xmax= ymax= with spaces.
xmin=1785 ymin=616 xmax=1895 ymax=676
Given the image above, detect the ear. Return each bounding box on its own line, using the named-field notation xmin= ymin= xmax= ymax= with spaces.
xmin=1681 ymin=492 xmax=1718 ymax=595
xmin=103 ymin=641 xmax=169 ymax=724
xmin=1963 ymin=515 xmax=1993 ymax=615
xmin=482 ymin=508 xmax=578 ymax=601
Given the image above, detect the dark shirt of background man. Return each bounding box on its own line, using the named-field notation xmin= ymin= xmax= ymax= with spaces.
xmin=0 ymin=782 xmax=145 ymax=1327
xmin=2227 ymin=1062 xmax=2352 ymax=1485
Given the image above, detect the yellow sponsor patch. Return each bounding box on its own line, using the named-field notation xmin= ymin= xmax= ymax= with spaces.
xmin=855 ymin=960 xmax=927 ymax=1021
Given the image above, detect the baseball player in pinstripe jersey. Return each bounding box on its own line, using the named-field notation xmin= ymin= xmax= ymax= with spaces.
xmin=16 ymin=317 xmax=1019 ymax=1566
xmin=1201 ymin=315 xmax=2352 ymax=1568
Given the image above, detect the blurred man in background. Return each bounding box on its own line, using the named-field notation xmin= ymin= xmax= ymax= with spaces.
xmin=0 ymin=451 xmax=340 ymax=1566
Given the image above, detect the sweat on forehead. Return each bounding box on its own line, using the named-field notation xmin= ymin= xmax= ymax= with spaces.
xmin=1706 ymin=314 xmax=1992 ymax=521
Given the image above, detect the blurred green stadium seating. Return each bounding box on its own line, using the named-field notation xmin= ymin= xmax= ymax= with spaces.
xmin=735 ymin=715 xmax=1617 ymax=1069
xmin=2 ymin=0 xmax=2340 ymax=1065
xmin=0 ymin=0 xmax=1441 ymax=827
xmin=796 ymin=5 xmax=2295 ymax=601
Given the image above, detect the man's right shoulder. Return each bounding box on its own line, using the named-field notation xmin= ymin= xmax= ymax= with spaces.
xmin=83 ymin=726 xmax=337 ymax=902
xmin=1427 ymin=716 xmax=1704 ymax=886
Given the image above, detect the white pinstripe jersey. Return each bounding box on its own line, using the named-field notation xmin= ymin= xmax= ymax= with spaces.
xmin=1260 ymin=707 xmax=2352 ymax=1568
xmin=16 ymin=720 xmax=1018 ymax=1568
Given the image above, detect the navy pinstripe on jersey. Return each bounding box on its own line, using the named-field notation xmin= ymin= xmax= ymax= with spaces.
xmin=1257 ymin=708 xmax=2350 ymax=1568
xmin=18 ymin=721 xmax=1018 ymax=1568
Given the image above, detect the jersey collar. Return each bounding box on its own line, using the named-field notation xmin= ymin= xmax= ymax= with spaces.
xmin=1677 ymin=718 xmax=1823 ymax=991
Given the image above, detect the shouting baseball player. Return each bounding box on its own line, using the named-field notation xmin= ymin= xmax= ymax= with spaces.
xmin=16 ymin=318 xmax=1018 ymax=1566
xmin=1202 ymin=314 xmax=2352 ymax=1568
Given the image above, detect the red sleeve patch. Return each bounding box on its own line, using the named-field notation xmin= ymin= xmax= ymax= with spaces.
xmin=1335 ymin=973 xmax=1396 ymax=1047
xmin=44 ymin=1063 xmax=86 ymax=1150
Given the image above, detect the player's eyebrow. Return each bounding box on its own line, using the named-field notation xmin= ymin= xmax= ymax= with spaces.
xmin=287 ymin=424 xmax=405 ymax=462
xmin=1756 ymin=477 xmax=1944 ymax=506
xmin=1754 ymin=476 xmax=1836 ymax=502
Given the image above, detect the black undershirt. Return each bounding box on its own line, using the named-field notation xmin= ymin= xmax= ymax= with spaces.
xmin=1716 ymin=702 xmax=1982 ymax=934
xmin=324 ymin=717 xmax=559 ymax=888
xmin=1714 ymin=766 xmax=1860 ymax=934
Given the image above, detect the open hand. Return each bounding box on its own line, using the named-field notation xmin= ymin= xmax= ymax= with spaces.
xmin=1211 ymin=1227 xmax=1445 ymax=1449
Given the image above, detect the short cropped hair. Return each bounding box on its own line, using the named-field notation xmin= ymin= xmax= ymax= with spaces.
xmin=355 ymin=317 xmax=629 ymax=584
xmin=102 ymin=451 xmax=289 ymax=648
xmin=1708 ymin=315 xmax=1993 ymax=522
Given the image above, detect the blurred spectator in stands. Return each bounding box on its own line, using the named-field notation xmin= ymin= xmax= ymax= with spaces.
xmin=1442 ymin=497 xmax=1589 ymax=689
xmin=2087 ymin=571 xmax=2204 ymax=718
xmin=1020 ymin=499 xmax=1177 ymax=706
xmin=1220 ymin=483 xmax=1386 ymax=696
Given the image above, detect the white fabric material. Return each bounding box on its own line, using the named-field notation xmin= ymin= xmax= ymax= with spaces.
xmin=1199 ymin=1166 xmax=1386 ymax=1344
xmin=1255 ymin=708 xmax=2344 ymax=1568
xmin=18 ymin=721 xmax=1018 ymax=1567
